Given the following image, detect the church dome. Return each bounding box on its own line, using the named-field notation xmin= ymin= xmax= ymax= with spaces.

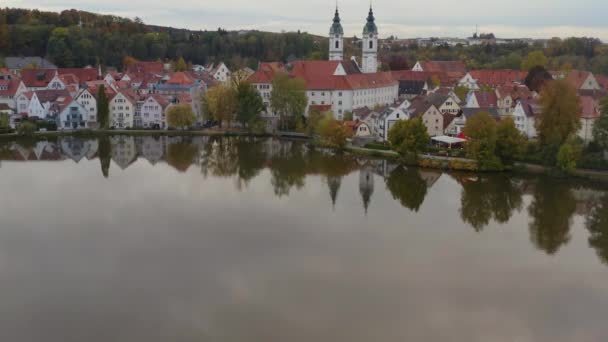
xmin=329 ymin=8 xmax=344 ymax=35
xmin=363 ymin=7 xmax=378 ymax=35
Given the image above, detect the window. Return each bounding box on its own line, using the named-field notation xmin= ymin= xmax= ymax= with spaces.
xmin=335 ymin=41 xmax=339 ymax=49
xmin=369 ymin=41 xmax=373 ymax=49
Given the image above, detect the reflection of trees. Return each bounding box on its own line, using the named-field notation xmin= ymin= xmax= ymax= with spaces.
xmin=385 ymin=166 xmax=428 ymax=212
xmin=166 ymin=139 xmax=198 ymax=173
xmin=460 ymin=175 xmax=523 ymax=232
xmin=586 ymin=195 xmax=608 ymax=265
xmin=269 ymin=143 xmax=307 ymax=197
xmin=326 ymin=175 xmax=342 ymax=208
xmin=236 ymin=137 xmax=266 ymax=187
xmin=201 ymin=137 xmax=239 ymax=177
xmin=98 ymin=136 xmax=112 ymax=178
xmin=528 ymin=178 xmax=576 ymax=255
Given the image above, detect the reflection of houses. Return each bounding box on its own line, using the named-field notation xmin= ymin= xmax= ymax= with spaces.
xmin=60 ymin=137 xmax=99 ymax=162
xmin=418 ymin=169 xmax=443 ymax=188
xmin=138 ymin=136 xmax=166 ymax=165
xmin=111 ymin=136 xmax=138 ymax=170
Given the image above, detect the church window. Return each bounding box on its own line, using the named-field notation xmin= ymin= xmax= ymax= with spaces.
xmin=369 ymin=41 xmax=373 ymax=49
xmin=335 ymin=41 xmax=339 ymax=49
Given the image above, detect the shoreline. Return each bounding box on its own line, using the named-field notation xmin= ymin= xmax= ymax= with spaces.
xmin=3 ymin=130 xmax=608 ymax=182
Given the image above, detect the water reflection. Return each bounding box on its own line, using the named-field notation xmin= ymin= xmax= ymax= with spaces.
xmin=0 ymin=135 xmax=607 ymax=263
xmin=1 ymin=135 xmax=608 ymax=341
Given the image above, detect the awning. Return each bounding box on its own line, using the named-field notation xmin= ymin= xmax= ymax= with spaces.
xmin=432 ymin=136 xmax=467 ymax=144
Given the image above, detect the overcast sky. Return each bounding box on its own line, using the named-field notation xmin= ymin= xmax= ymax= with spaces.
xmin=5 ymin=0 xmax=608 ymax=40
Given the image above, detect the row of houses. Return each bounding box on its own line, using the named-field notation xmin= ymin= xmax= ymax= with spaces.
xmin=0 ymin=59 xmax=237 ymax=130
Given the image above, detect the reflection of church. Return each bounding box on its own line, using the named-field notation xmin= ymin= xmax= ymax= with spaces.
xmin=360 ymin=166 xmax=374 ymax=214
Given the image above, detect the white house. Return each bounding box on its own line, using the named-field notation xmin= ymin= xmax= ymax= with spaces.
xmin=512 ymin=99 xmax=540 ymax=139
xmin=207 ymin=62 xmax=231 ymax=83
xmin=110 ymin=91 xmax=137 ymax=129
xmin=140 ymin=94 xmax=170 ymax=129
xmin=47 ymin=72 xmax=66 ymax=90
xmin=58 ymin=101 xmax=89 ymax=130
xmin=0 ymin=78 xmax=27 ymax=110
xmin=377 ymin=99 xmax=411 ymax=140
xmin=75 ymin=89 xmax=97 ymax=128
xmin=458 ymin=72 xmax=479 ymax=90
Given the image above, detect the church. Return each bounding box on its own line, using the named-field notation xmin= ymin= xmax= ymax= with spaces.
xmin=249 ymin=6 xmax=398 ymax=122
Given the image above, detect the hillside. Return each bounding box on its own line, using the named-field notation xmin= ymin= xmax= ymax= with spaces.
xmin=0 ymin=8 xmax=325 ymax=69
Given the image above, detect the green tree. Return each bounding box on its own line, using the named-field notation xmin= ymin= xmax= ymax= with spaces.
xmin=556 ymin=140 xmax=581 ymax=174
xmin=235 ymin=82 xmax=263 ymax=129
xmin=538 ymin=79 xmax=581 ymax=149
xmin=387 ymin=118 xmax=430 ymax=158
xmin=270 ymin=73 xmax=307 ymax=130
xmin=592 ymin=97 xmax=608 ymax=151
xmin=463 ymin=112 xmax=502 ymax=171
xmin=203 ymin=85 xmax=237 ymax=128
xmin=343 ymin=111 xmax=353 ymax=121
xmin=97 ymin=85 xmax=110 ymax=129
xmin=0 ymin=12 xmax=9 ymax=51
xmin=495 ymin=118 xmax=525 ymax=165
xmin=453 ymin=85 xmax=469 ymax=102
xmin=166 ymin=104 xmax=196 ymax=129
xmin=521 ymin=50 xmax=548 ymax=71
xmin=305 ymin=108 xmax=325 ymax=135
xmin=17 ymin=121 xmax=37 ymax=136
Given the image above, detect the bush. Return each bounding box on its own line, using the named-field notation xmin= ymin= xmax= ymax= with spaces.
xmin=364 ymin=142 xmax=391 ymax=151
xmin=17 ymin=121 xmax=37 ymax=136
xmin=448 ymin=159 xmax=478 ymax=171
xmin=577 ymin=152 xmax=608 ymax=170
xmin=249 ymin=120 xmax=267 ymax=135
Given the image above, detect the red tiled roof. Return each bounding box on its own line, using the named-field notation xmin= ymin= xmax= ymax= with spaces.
xmin=391 ymin=70 xmax=449 ymax=85
xmin=566 ymin=70 xmax=593 ymax=89
xmin=0 ymin=79 xmax=24 ymax=97
xmin=33 ymin=89 xmax=72 ymax=104
xmin=58 ymin=68 xmax=98 ymax=83
xmin=20 ymin=69 xmax=56 ymax=88
xmin=420 ymin=61 xmax=466 ymax=73
xmin=292 ymin=61 xmax=396 ymax=90
xmin=472 ymin=90 xmax=498 ymax=107
xmin=248 ymin=62 xmax=286 ymax=84
xmin=595 ymin=74 xmax=608 ymax=90
xmin=496 ymin=84 xmax=533 ymax=101
xmin=148 ymin=94 xmax=171 ymax=108
xmin=469 ymin=69 xmax=527 ymax=87
xmin=309 ymin=104 xmax=332 ymax=112
xmin=165 ymin=72 xmax=195 ymax=86
xmin=579 ymin=96 xmax=600 ymax=119
xmin=127 ymin=61 xmax=164 ymax=75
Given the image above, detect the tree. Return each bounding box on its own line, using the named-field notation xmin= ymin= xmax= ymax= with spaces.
xmin=270 ymin=73 xmax=307 ymax=130
xmin=123 ymin=56 xmax=137 ymax=70
xmin=166 ymin=139 xmax=198 ymax=172
xmin=166 ymin=104 xmax=196 ymax=129
xmin=203 ymin=85 xmax=237 ymax=128
xmin=0 ymin=12 xmax=9 ymax=51
xmin=593 ymin=97 xmax=608 ymax=151
xmin=387 ymin=118 xmax=430 ymax=157
xmin=495 ymin=118 xmax=525 ymax=165
xmin=235 ymin=82 xmax=263 ymax=128
xmin=556 ymin=140 xmax=580 ymax=174
xmin=17 ymin=121 xmax=37 ymax=136
xmin=463 ymin=112 xmax=502 ymax=171
xmin=538 ymin=79 xmax=581 ymax=148
xmin=174 ymin=57 xmax=188 ymax=71
xmin=316 ymin=112 xmax=352 ymax=148
xmin=343 ymin=111 xmax=353 ymax=121
xmin=525 ymin=65 xmax=553 ymax=92
xmin=387 ymin=55 xmax=409 ymax=71
xmin=521 ymin=50 xmax=548 ymax=71
xmin=453 ymin=85 xmax=469 ymax=103
xmin=97 ymin=85 xmax=109 ymax=129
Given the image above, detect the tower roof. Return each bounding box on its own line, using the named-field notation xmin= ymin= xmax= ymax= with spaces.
xmin=363 ymin=6 xmax=378 ymax=35
xmin=330 ymin=8 xmax=344 ymax=35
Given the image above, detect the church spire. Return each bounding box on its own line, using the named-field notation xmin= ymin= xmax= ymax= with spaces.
xmin=329 ymin=5 xmax=344 ymax=61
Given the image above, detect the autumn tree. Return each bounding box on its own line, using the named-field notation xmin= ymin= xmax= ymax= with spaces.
xmin=174 ymin=57 xmax=188 ymax=71
xmin=538 ymin=79 xmax=581 ymax=147
xmin=235 ymin=82 xmax=263 ymax=128
xmin=270 ymin=73 xmax=307 ymax=130
xmin=593 ymin=97 xmax=608 ymax=151
xmin=463 ymin=111 xmax=502 ymax=171
xmin=495 ymin=118 xmax=526 ymax=165
xmin=453 ymin=85 xmax=469 ymax=103
xmin=387 ymin=118 xmax=430 ymax=158
xmin=521 ymin=50 xmax=548 ymax=71
xmin=166 ymin=104 xmax=196 ymax=129
xmin=123 ymin=56 xmax=137 ymax=70
xmin=316 ymin=113 xmax=352 ymax=149
xmin=525 ymin=65 xmax=553 ymax=92
xmin=97 ymin=85 xmax=109 ymax=129
xmin=203 ymin=85 xmax=237 ymax=128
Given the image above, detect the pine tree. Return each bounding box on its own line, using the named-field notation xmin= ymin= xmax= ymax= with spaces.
xmin=97 ymin=85 xmax=110 ymax=129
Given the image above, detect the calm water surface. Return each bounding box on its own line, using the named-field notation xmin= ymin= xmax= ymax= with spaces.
xmin=1 ymin=135 xmax=608 ymax=341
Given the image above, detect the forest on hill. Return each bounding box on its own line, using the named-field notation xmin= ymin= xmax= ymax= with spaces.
xmin=0 ymin=7 xmax=607 ymax=75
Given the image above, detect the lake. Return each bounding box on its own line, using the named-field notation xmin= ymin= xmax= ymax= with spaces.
xmin=0 ymin=135 xmax=607 ymax=341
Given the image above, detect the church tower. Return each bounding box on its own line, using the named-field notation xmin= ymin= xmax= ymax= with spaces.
xmin=362 ymin=6 xmax=378 ymax=73
xmin=329 ymin=7 xmax=344 ymax=61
